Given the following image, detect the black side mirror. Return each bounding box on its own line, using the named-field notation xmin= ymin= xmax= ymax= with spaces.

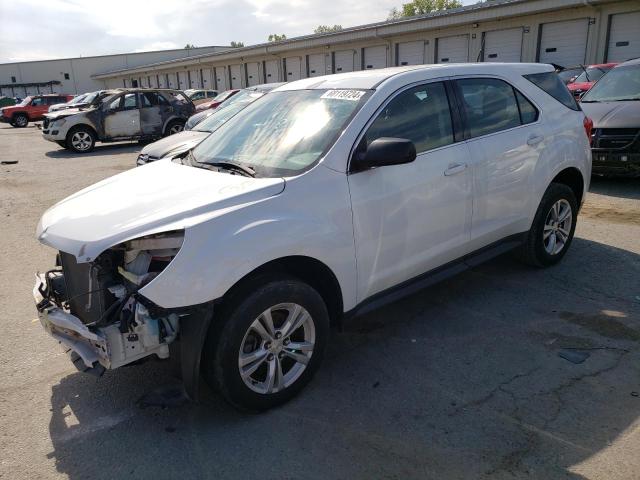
xmin=352 ymin=137 xmax=416 ymax=172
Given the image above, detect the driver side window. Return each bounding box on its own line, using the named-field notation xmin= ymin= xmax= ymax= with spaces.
xmin=364 ymin=82 xmax=454 ymax=154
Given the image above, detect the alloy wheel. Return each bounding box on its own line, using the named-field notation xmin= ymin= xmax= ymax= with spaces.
xmin=71 ymin=131 xmax=92 ymax=151
xmin=543 ymin=199 xmax=572 ymax=255
xmin=169 ymin=124 xmax=183 ymax=134
xmin=238 ymin=303 xmax=315 ymax=395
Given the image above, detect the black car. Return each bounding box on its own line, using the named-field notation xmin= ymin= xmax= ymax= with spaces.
xmin=581 ymin=58 xmax=640 ymax=177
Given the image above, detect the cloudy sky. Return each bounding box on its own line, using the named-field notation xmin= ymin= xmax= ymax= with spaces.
xmin=0 ymin=0 xmax=475 ymax=63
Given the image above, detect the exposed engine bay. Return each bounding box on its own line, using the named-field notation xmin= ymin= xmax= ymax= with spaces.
xmin=34 ymin=231 xmax=184 ymax=375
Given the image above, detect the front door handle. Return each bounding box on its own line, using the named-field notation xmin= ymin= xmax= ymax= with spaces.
xmin=527 ymin=134 xmax=544 ymax=146
xmin=444 ymin=163 xmax=468 ymax=176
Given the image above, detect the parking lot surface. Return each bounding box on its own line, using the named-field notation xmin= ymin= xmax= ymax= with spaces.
xmin=1 ymin=124 xmax=639 ymax=479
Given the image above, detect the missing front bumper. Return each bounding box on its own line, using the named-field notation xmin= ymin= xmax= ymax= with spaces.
xmin=33 ymin=273 xmax=177 ymax=373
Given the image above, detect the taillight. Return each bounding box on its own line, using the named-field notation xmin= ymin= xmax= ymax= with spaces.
xmin=583 ymin=116 xmax=593 ymax=145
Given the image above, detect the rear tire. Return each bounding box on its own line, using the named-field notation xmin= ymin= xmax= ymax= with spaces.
xmin=203 ymin=275 xmax=329 ymax=412
xmin=164 ymin=120 xmax=184 ymax=136
xmin=12 ymin=113 xmax=28 ymax=128
xmin=518 ymin=183 xmax=578 ymax=267
xmin=66 ymin=126 xmax=95 ymax=153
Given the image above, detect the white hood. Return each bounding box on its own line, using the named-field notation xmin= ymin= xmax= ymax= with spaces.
xmin=37 ymin=160 xmax=285 ymax=262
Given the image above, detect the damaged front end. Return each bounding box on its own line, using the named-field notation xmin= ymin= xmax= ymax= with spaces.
xmin=33 ymin=231 xmax=186 ymax=376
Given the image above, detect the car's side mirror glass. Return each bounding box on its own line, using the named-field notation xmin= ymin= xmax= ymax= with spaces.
xmin=351 ymin=137 xmax=417 ymax=172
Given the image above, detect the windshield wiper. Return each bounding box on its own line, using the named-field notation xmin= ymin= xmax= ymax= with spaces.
xmin=207 ymin=160 xmax=256 ymax=177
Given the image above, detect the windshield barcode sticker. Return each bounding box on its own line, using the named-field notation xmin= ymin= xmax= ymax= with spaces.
xmin=321 ymin=90 xmax=365 ymax=101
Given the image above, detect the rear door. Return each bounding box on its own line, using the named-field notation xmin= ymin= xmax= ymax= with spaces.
xmin=453 ymin=77 xmax=542 ymax=248
xmin=103 ymin=93 xmax=141 ymax=138
xmin=139 ymin=92 xmax=168 ymax=135
xmin=348 ymin=80 xmax=473 ymax=301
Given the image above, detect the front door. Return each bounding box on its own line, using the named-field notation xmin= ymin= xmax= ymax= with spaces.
xmin=348 ymin=81 xmax=473 ymax=302
xmin=103 ymin=93 xmax=141 ymax=138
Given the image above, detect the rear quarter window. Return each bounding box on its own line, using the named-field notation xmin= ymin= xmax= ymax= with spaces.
xmin=524 ymin=72 xmax=579 ymax=111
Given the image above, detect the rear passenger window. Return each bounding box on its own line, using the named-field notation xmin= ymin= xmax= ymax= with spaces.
xmin=365 ymin=82 xmax=454 ymax=153
xmin=515 ymin=90 xmax=538 ymax=124
xmin=141 ymin=92 xmax=160 ymax=107
xmin=524 ymin=72 xmax=579 ymax=111
xmin=456 ymin=78 xmax=521 ymax=138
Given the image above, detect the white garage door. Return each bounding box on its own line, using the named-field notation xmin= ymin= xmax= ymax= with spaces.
xmin=158 ymin=74 xmax=167 ymax=88
xmin=201 ymin=68 xmax=213 ymax=89
xmin=285 ymin=56 xmax=302 ymax=81
xmin=607 ymin=11 xmax=640 ymax=62
xmin=437 ymin=35 xmax=469 ymax=63
xmin=539 ymin=19 xmax=589 ymax=66
xmin=189 ymin=69 xmax=200 ymax=88
xmin=334 ymin=50 xmax=355 ymax=73
xmin=166 ymin=73 xmax=176 ymax=89
xmin=246 ymin=63 xmax=261 ymax=86
xmin=177 ymin=71 xmax=189 ymax=90
xmin=264 ymin=60 xmax=279 ymax=82
xmin=215 ymin=67 xmax=227 ymax=91
xmin=397 ymin=41 xmax=424 ymax=66
xmin=149 ymin=75 xmax=158 ymax=88
xmin=483 ymin=28 xmax=523 ymax=62
xmin=229 ymin=64 xmax=243 ymax=88
xmin=308 ymin=54 xmax=327 ymax=77
xmin=363 ymin=45 xmax=387 ymax=70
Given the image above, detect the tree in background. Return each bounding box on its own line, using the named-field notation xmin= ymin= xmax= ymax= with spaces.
xmin=230 ymin=41 xmax=245 ymax=48
xmin=388 ymin=0 xmax=462 ymax=19
xmin=184 ymin=44 xmax=197 ymax=49
xmin=268 ymin=33 xmax=287 ymax=42
xmin=314 ymin=25 xmax=343 ymax=34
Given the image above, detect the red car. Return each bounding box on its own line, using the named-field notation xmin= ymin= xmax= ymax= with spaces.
xmin=0 ymin=94 xmax=73 ymax=127
xmin=194 ymin=89 xmax=240 ymax=112
xmin=567 ymin=63 xmax=617 ymax=99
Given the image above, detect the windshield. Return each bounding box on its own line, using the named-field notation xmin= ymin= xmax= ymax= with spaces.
xmin=192 ymin=89 xmax=369 ymax=177
xmin=17 ymin=96 xmax=32 ymax=106
xmin=582 ymin=64 xmax=640 ymax=102
xmin=574 ymin=67 xmax=608 ymax=83
xmin=212 ymin=89 xmax=235 ymax=103
xmin=68 ymin=93 xmax=88 ymax=105
xmin=193 ymin=92 xmax=266 ymax=133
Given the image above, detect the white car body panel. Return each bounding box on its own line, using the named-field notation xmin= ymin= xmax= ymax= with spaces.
xmin=37 ymin=63 xmax=591 ymax=317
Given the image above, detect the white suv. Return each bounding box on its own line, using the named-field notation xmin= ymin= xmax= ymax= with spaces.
xmin=33 ymin=64 xmax=591 ymax=411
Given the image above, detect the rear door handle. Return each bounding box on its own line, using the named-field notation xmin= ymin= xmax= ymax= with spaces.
xmin=527 ymin=134 xmax=544 ymax=146
xmin=444 ymin=163 xmax=468 ymax=176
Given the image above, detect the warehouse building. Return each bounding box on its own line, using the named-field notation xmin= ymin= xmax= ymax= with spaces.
xmin=2 ymin=0 xmax=639 ymax=97
xmin=0 ymin=45 xmax=229 ymax=97
xmin=92 ymin=0 xmax=640 ymax=91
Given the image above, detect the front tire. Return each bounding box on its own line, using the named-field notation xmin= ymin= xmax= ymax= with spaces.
xmin=203 ymin=276 xmax=329 ymax=411
xmin=12 ymin=113 xmax=28 ymax=128
xmin=518 ymin=183 xmax=578 ymax=267
xmin=66 ymin=126 xmax=95 ymax=153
